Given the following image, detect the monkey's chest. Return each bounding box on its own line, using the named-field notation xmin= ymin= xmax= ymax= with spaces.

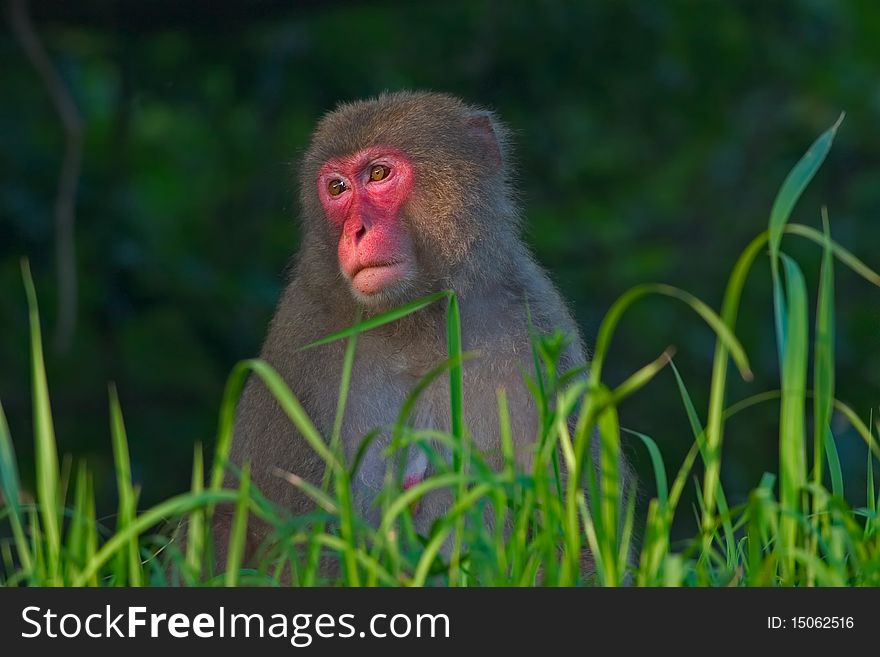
xmin=343 ymin=357 xmax=451 ymax=433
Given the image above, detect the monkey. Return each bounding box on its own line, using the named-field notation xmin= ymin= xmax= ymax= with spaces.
xmin=222 ymin=90 xmax=625 ymax=575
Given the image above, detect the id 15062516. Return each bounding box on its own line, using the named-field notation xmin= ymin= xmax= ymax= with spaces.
xmin=768 ymin=617 xmax=855 ymax=630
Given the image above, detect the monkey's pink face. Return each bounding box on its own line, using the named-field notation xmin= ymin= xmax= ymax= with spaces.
xmin=318 ymin=147 xmax=416 ymax=301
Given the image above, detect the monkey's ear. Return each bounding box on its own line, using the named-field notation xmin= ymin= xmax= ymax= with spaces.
xmin=466 ymin=111 xmax=503 ymax=169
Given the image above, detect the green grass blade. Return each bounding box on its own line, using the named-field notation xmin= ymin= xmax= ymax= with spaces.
xmin=446 ymin=293 xmax=465 ymax=445
xmin=214 ymin=359 xmax=340 ymax=490
xmin=0 ymin=400 xmax=32 ymax=574
xmin=698 ymin=119 xmax=848 ymax=551
xmin=771 ymin=274 xmax=788 ymax=372
xmin=809 ymin=209 xmax=836 ymax=584
xmin=211 ymin=357 xmax=339 ymax=506
xmin=625 ymin=429 xmax=667 ymax=509
xmin=778 ymin=254 xmax=809 ymax=583
xmin=251 ymin=359 xmax=339 ymax=469
xmin=617 ymin=480 xmax=638 ymax=579
xmin=823 ymin=427 xmax=844 ymax=499
xmin=579 ymin=282 xmax=752 ymax=521
xmin=21 ymin=258 xmax=61 ymax=584
xmin=636 ymin=498 xmax=667 ymax=585
xmin=866 ymin=444 xmax=876 ymax=538
xmin=410 ymin=482 xmax=492 ymax=586
xmin=209 ymin=364 xmax=247 ymax=492
xmin=668 ymin=440 xmax=701 ymax=517
xmin=832 ymin=399 xmax=880 ymax=461
xmin=29 ymin=507 xmax=45 ymax=581
xmin=273 ymin=467 xmax=338 ymax=514
xmin=446 ymin=292 xmax=467 ymax=586
xmin=302 ymin=290 xmax=450 ymax=349
xmin=497 ymin=387 xmax=515 ymax=470
xmin=702 ymin=232 xmax=769 ymax=550
xmin=813 ymin=211 xmax=835 ymax=492
xmin=610 ymin=348 xmax=675 ymax=404
xmin=73 ymin=489 xmax=239 ymax=586
xmin=187 ymin=443 xmax=205 ymax=578
xmin=63 ymin=461 xmax=89 ymax=583
xmin=768 ymin=114 xmax=844 ymax=260
xmin=109 ymin=384 xmax=141 ymax=586
xmin=597 ymin=401 xmax=622 ymax=586
xmin=83 ymin=473 xmax=98 ymax=586
xmin=662 ymin=554 xmax=685 ymax=587
xmin=525 ymin=302 xmax=548 ymax=403
xmin=588 ymin=283 xmax=752 ymax=389
xmin=496 ymin=387 xmax=515 ymax=580
xmin=668 ymin=361 xmax=736 ymax=565
xmin=394 ymin=354 xmax=474 ymax=441
xmin=303 ymin=326 xmax=359 ymax=585
xmin=769 ymin=116 xmax=843 ymax=370
xmin=225 ymin=463 xmax=251 ymax=586
xmin=377 ymin=473 xmax=466 ymax=535
xmin=669 ymin=360 xmax=706 ymax=443
xmin=329 ymin=330 xmax=358 ymax=469
xmin=785 ymin=223 xmax=880 ymax=288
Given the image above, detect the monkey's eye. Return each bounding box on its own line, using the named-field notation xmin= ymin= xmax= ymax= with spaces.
xmin=327 ymin=179 xmax=348 ymax=197
xmin=369 ymin=164 xmax=390 ymax=182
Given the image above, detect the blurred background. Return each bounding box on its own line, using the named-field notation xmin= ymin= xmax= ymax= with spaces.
xmin=2 ymin=0 xmax=879 ymax=539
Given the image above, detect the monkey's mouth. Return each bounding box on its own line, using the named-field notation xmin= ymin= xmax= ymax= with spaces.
xmin=350 ymin=261 xmax=409 ymax=296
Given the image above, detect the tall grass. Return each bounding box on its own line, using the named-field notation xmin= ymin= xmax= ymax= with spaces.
xmin=2 ymin=119 xmax=880 ymax=586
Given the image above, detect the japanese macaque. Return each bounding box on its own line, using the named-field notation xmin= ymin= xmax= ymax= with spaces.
xmin=224 ymin=91 xmax=613 ymax=564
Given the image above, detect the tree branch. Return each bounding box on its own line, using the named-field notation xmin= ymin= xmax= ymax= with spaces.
xmin=9 ymin=0 xmax=84 ymax=353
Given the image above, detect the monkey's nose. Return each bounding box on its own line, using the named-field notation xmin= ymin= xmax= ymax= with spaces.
xmin=343 ymin=218 xmax=368 ymax=245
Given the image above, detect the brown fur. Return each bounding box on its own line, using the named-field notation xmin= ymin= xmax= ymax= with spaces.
xmin=227 ymin=91 xmax=605 ymax=561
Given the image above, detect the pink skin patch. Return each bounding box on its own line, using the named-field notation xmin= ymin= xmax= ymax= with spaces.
xmin=317 ymin=146 xmax=415 ymax=298
xmin=402 ymin=451 xmax=428 ymax=514
xmin=404 ymin=473 xmax=424 ymax=515
xmin=403 ymin=474 xmax=423 ymax=491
